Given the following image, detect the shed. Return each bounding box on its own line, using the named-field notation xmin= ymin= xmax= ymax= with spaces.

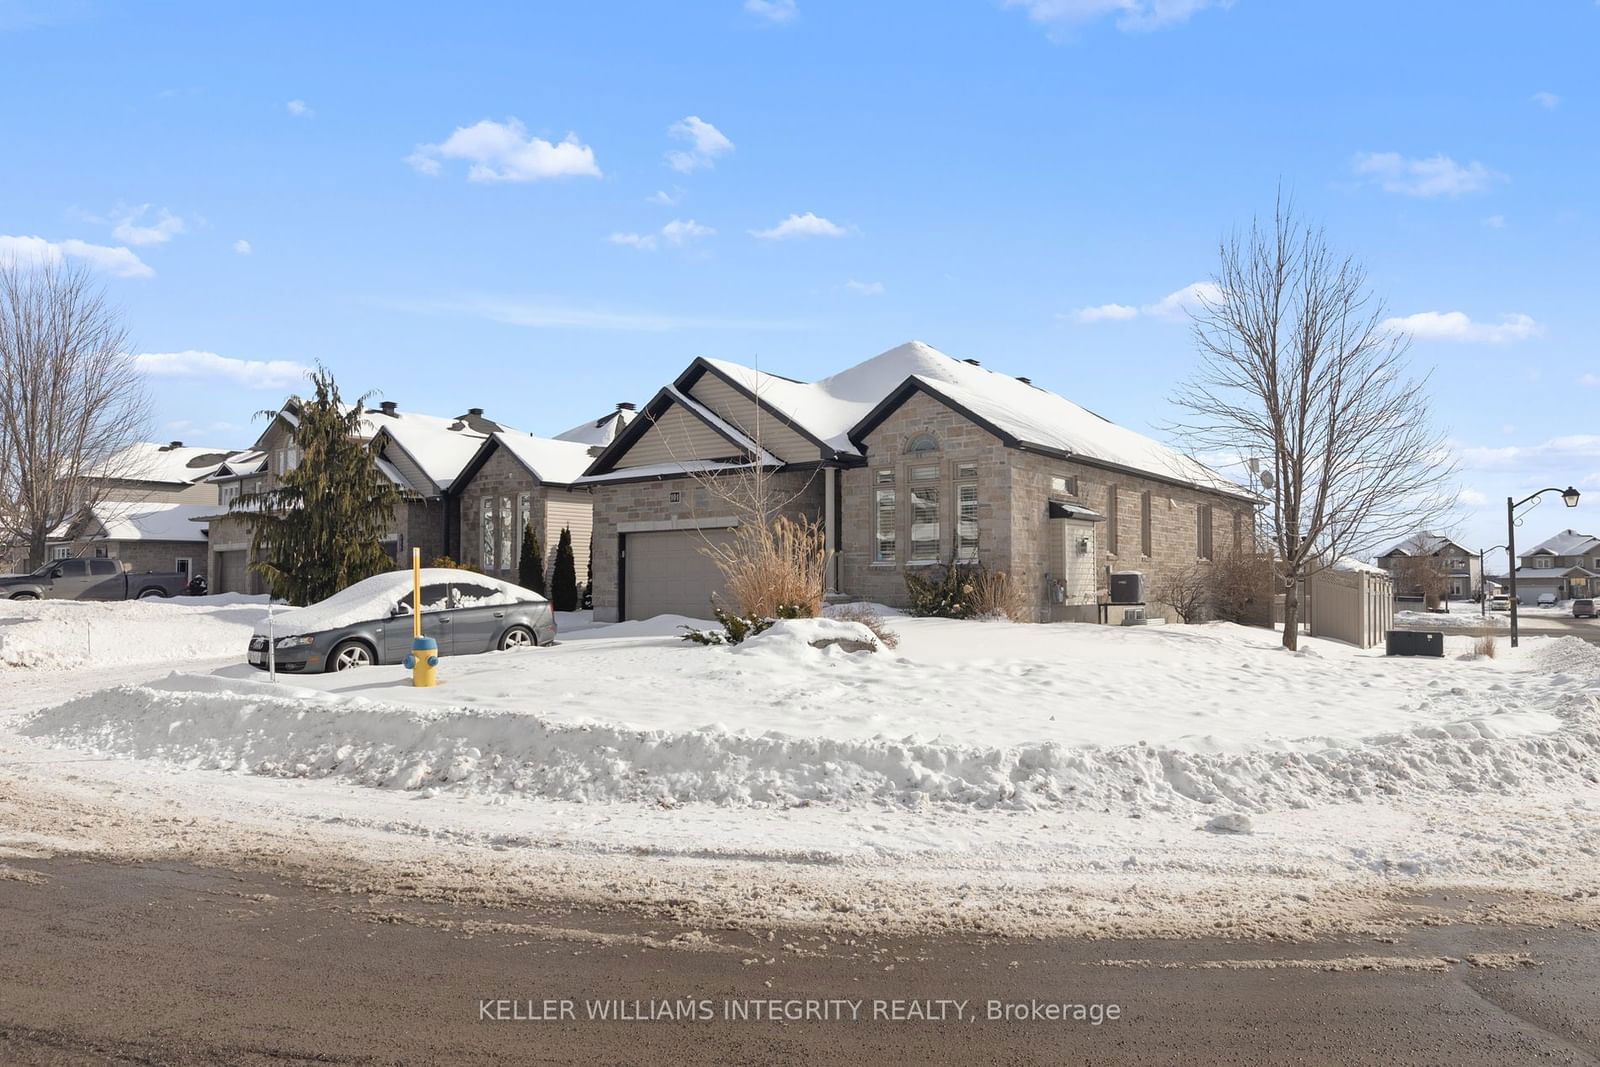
xmin=1307 ymin=561 xmax=1395 ymax=649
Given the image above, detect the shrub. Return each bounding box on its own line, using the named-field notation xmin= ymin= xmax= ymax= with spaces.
xmin=1474 ymin=634 xmax=1498 ymax=659
xmin=550 ymin=527 xmax=578 ymax=611
xmin=904 ymin=561 xmax=978 ymax=619
xmin=705 ymin=515 xmax=826 ymax=619
xmin=825 ymin=602 xmax=901 ymax=649
xmin=518 ymin=522 xmax=546 ymax=595
xmin=969 ymin=569 xmax=1025 ymax=622
xmin=681 ymin=600 xmax=808 ymax=646
xmin=1154 ymin=561 xmax=1211 ymax=622
xmin=428 ymin=555 xmax=480 ymax=573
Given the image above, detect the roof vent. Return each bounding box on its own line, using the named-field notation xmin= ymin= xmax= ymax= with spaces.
xmin=1016 ymin=376 xmax=1031 ymax=385
xmin=617 ymin=402 xmax=637 ymax=411
xmin=378 ymin=401 xmax=398 ymax=416
xmin=467 ymin=407 xmax=484 ymax=416
xmin=963 ymin=358 xmax=981 ymax=366
xmin=165 ymin=440 xmax=183 ymax=450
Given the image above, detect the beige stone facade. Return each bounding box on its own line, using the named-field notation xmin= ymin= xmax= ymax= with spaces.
xmin=453 ymin=444 xmax=594 ymax=586
xmin=590 ymin=470 xmax=824 ymax=622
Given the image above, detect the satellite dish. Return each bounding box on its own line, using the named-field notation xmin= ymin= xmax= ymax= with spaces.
xmin=1258 ymin=471 xmax=1275 ymax=489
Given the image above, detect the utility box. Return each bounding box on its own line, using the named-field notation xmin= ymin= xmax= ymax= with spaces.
xmin=1109 ymin=571 xmax=1144 ymax=605
xmin=1385 ymin=630 xmax=1443 ymax=657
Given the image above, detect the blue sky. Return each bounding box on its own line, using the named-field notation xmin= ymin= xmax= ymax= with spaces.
xmin=2 ymin=0 xmax=1596 ymax=564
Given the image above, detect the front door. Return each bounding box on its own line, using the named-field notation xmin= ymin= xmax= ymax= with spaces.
xmin=382 ymin=581 xmax=454 ymax=662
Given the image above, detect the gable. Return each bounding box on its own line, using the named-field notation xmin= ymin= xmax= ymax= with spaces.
xmin=682 ymin=368 xmax=818 ymax=463
xmin=613 ymin=403 xmax=747 ymax=469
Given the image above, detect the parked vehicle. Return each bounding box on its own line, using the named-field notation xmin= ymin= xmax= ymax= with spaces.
xmin=1486 ymin=594 xmax=1512 ymax=611
xmin=1574 ymin=598 xmax=1597 ymax=619
xmin=247 ymin=568 xmax=556 ymax=673
xmin=1537 ymin=592 xmax=1559 ymax=607
xmin=0 ymin=558 xmax=193 ymax=601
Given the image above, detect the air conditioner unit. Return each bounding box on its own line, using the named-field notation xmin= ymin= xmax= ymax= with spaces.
xmin=1120 ymin=607 xmax=1147 ymax=626
xmin=1109 ymin=571 xmax=1144 ymax=604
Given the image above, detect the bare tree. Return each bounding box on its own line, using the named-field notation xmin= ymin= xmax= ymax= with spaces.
xmin=1172 ymin=197 xmax=1454 ymax=649
xmin=0 ymin=263 xmax=151 ymax=569
xmin=1389 ymin=552 xmax=1450 ymax=610
xmin=1153 ymin=560 xmax=1210 ymax=622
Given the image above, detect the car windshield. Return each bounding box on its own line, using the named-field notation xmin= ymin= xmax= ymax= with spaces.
xmin=32 ymin=561 xmax=62 ymax=576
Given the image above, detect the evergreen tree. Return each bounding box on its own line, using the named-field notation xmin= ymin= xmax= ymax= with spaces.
xmin=234 ymin=366 xmax=403 ymax=605
xmin=518 ymin=521 xmax=546 ymax=595
xmin=551 ymin=526 xmax=578 ymax=611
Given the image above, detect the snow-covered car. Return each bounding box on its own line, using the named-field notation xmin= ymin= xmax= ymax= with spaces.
xmin=247 ymin=569 xmax=556 ymax=673
xmin=1574 ymin=598 xmax=1597 ymax=619
xmin=1537 ymin=592 xmax=1559 ymax=607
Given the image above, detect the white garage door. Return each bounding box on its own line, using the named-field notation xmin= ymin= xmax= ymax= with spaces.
xmin=624 ymin=528 xmax=736 ymax=621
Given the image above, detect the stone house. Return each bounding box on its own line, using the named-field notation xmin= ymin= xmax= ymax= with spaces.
xmin=580 ymin=341 xmax=1257 ymax=623
xmin=1503 ymin=528 xmax=1600 ymax=604
xmin=1374 ymin=532 xmax=1483 ymax=601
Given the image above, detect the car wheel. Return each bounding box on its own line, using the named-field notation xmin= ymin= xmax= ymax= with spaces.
xmin=499 ymin=626 xmax=537 ymax=651
xmin=329 ymin=639 xmax=375 ymax=671
xmin=137 ymin=587 xmax=167 ymax=599
xmin=10 ymin=592 xmax=38 ymax=600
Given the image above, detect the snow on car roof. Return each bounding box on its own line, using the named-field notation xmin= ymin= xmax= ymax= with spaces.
xmin=253 ymin=569 xmax=545 ymax=636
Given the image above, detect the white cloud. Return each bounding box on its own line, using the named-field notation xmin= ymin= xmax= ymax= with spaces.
xmin=1579 ymin=373 xmax=1600 ymax=387
xmin=750 ymin=211 xmax=847 ymax=239
xmin=0 ymin=234 xmax=153 ymax=278
xmin=647 ymin=189 xmax=680 ymax=206
xmin=665 ymin=116 xmax=733 ymax=173
xmin=1352 ymin=152 xmax=1504 ymax=197
xmin=286 ymin=98 xmax=313 ymax=117
xmin=1071 ymin=302 xmax=1138 ymax=323
xmin=1483 ymin=215 xmax=1506 ymax=229
xmin=406 ymin=118 xmax=601 ymax=182
xmin=1382 ymin=311 xmax=1542 ymax=344
xmin=233 ymin=239 xmax=253 ymax=255
xmin=1453 ymin=434 xmax=1600 ymax=472
xmin=1004 ymin=0 xmax=1228 ymax=33
xmin=414 ymin=295 xmax=801 ymax=332
xmin=1531 ymin=90 xmax=1560 ymax=110
xmin=1458 ymin=488 xmax=1489 ymax=507
xmin=608 ymin=219 xmax=715 ymax=251
xmin=134 ymin=350 xmax=310 ymax=389
xmin=846 ymin=280 xmax=885 ymax=296
xmin=745 ymin=0 xmax=797 ymax=21
xmin=111 ymin=205 xmax=185 ymax=246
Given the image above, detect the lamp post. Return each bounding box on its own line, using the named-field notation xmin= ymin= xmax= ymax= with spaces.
xmin=1507 ymin=486 xmax=1581 ymax=648
xmin=1479 ymin=544 xmax=1507 ymax=619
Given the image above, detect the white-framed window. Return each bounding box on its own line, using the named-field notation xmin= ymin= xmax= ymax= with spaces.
xmin=957 ymin=482 xmax=979 ymax=560
xmin=874 ymin=487 xmax=896 ymax=562
xmin=907 ymin=433 xmax=939 ymax=453
xmin=1049 ymin=474 xmax=1079 ymax=498
xmin=517 ymin=493 xmax=531 ymax=561
xmin=93 ymin=545 xmax=109 ymax=558
xmin=910 ymin=464 xmax=939 ymax=483
xmin=1107 ymin=485 xmax=1119 ymax=556
xmin=220 ymin=483 xmax=240 ymax=505
xmin=876 ymin=469 xmax=894 ymax=485
xmin=499 ymin=496 xmax=514 ymax=571
xmin=480 ymin=498 xmax=495 ymax=570
xmin=50 ymin=545 xmax=72 ymax=560
xmin=1196 ymin=503 xmax=1214 ymax=560
xmin=911 ymin=486 xmax=940 ymax=562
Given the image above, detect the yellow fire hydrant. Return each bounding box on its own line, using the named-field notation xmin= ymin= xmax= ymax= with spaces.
xmin=404 ymin=547 xmax=439 ymax=687
xmin=404 ymin=636 xmax=439 ymax=687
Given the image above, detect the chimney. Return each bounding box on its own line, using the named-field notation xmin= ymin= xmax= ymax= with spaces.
xmin=617 ymin=402 xmax=636 ymax=411
xmin=166 ymin=440 xmax=183 ymax=450
xmin=1016 ymin=376 xmax=1031 ymax=385
xmin=378 ymin=401 xmax=398 ymax=416
xmin=467 ymin=407 xmax=484 ymax=416
xmin=963 ymin=358 xmax=981 ymax=366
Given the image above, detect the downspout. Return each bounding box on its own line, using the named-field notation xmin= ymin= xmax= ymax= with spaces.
xmin=824 ymin=465 xmax=838 ymax=594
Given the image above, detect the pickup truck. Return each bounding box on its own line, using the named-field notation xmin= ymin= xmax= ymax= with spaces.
xmin=0 ymin=558 xmax=197 ymax=601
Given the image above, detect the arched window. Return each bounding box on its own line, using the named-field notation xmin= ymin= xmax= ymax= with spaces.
xmin=906 ymin=433 xmax=939 ymax=454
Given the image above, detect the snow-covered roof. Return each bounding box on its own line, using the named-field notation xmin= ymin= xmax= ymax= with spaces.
xmin=555 ymin=407 xmax=638 ymax=448
xmin=103 ymin=442 xmax=242 ymax=485
xmin=490 ymin=431 xmax=600 ymax=485
xmin=253 ymin=568 xmax=544 ymax=636
xmin=670 ymin=341 xmax=1244 ymax=497
xmin=75 ymin=502 xmax=214 ymax=542
xmin=1331 ymin=557 xmax=1388 ymax=575
xmin=1377 ymin=532 xmax=1470 ymax=558
xmin=1512 ymin=565 xmax=1597 ymax=580
xmin=1527 ymin=529 xmax=1600 ymax=557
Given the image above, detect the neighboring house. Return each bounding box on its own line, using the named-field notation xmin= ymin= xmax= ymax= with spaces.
xmin=579 ymin=341 xmax=1257 ymax=624
xmin=1374 ymin=532 xmax=1482 ymax=600
xmin=1501 ymin=528 xmax=1600 ymax=604
xmin=94 ymin=440 xmax=241 ymax=506
xmin=47 ymin=501 xmax=214 ymax=583
xmin=199 ymin=400 xmax=517 ymax=595
xmin=552 ymin=402 xmax=638 ymax=450
xmin=448 ymin=423 xmax=609 ymax=585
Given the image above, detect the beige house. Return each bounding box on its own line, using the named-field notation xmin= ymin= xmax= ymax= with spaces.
xmin=1503 ymin=528 xmax=1600 ymax=604
xmin=1374 ymin=532 xmax=1483 ymax=601
xmin=448 ymin=407 xmax=637 ymax=585
xmin=580 ymin=341 xmax=1256 ymax=623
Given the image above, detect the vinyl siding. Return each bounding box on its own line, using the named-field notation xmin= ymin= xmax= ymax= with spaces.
xmin=684 ymin=374 xmax=816 ymax=463
xmin=613 ymin=405 xmax=742 ymax=469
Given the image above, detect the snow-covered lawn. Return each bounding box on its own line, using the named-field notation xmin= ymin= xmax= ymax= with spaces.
xmin=3 ymin=597 xmax=1598 ymax=937
xmin=0 ymin=593 xmax=270 ymax=670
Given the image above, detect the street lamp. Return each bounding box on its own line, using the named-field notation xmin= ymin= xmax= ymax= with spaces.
xmin=1479 ymin=544 xmax=1507 ymax=619
xmin=1507 ymin=486 xmax=1581 ymax=647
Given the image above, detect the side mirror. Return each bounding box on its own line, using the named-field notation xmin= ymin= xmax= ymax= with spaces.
xmin=392 ymin=602 xmax=411 ymax=616
xmin=50 ymin=566 xmax=63 ymax=579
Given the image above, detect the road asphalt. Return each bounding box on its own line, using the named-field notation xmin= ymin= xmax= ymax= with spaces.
xmin=2 ymin=857 xmax=1597 ymax=1066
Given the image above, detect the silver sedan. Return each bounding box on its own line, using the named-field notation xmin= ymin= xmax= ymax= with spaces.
xmin=247 ymin=570 xmax=557 ymax=673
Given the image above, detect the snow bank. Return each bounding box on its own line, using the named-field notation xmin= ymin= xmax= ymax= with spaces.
xmin=734 ymin=617 xmax=880 ymax=655
xmin=23 ymin=657 xmax=1599 ymax=815
xmin=0 ymin=597 xmax=269 ymax=671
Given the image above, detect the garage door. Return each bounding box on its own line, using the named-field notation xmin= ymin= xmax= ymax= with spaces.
xmin=623 ymin=528 xmax=736 ymax=621
xmin=216 ymin=550 xmax=247 ymax=594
